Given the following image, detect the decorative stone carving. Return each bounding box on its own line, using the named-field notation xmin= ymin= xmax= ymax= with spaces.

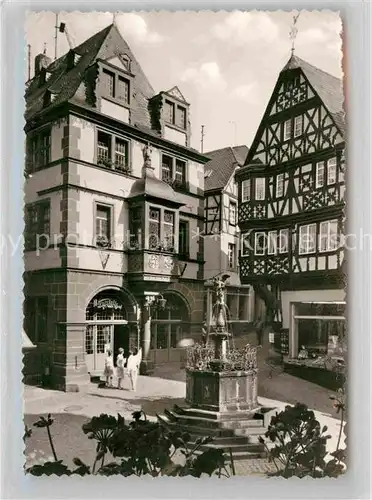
xmin=148 ymin=254 xmax=159 ymax=269
xmin=162 ymin=256 xmax=174 ymax=271
xmin=142 ymin=143 xmax=152 ymax=169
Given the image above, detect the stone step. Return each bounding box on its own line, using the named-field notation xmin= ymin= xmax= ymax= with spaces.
xmin=157 ymin=414 xmax=234 ymax=437
xmin=193 ymin=448 xmax=268 ymax=461
xmin=173 ymin=404 xmax=264 ymax=422
xmin=188 ymin=440 xmax=265 ymax=455
xmin=165 ymin=408 xmax=266 ymax=430
xmin=220 ymin=420 xmax=266 ymax=430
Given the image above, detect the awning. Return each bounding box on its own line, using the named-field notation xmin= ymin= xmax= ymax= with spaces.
xmin=22 ymin=330 xmax=36 ymax=349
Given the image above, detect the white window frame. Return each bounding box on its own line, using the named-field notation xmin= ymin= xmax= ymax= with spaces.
xmin=268 ymin=231 xmax=277 ymax=255
xmin=299 ymin=224 xmax=316 ymax=255
xmin=241 ymin=233 xmax=251 ymax=256
xmin=327 ymin=157 xmax=337 ymax=185
xmin=241 ymin=179 xmax=251 ymax=202
xmin=316 ymin=162 xmax=325 ymax=188
xmin=254 ymin=232 xmax=266 ymax=256
xmin=284 ymin=119 xmax=292 ymax=141
xmin=255 ymin=178 xmax=265 ymax=201
xmin=228 ymin=243 xmax=236 ymax=269
xmin=228 ymin=201 xmax=237 ymax=225
xmin=319 ymin=219 xmax=339 ymax=252
xmin=294 ymin=115 xmax=303 ymax=138
xmin=279 ymin=228 xmax=289 ymax=254
xmin=276 ymin=173 xmax=284 ymax=198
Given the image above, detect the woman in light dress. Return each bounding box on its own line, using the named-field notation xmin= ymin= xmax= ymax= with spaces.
xmin=104 ymin=350 xmax=114 ymax=388
xmin=116 ymin=347 xmax=126 ymax=389
xmin=126 ymin=347 xmax=142 ymax=391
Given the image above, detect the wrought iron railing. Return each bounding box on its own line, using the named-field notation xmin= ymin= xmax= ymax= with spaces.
xmin=186 ymin=343 xmax=259 ymax=372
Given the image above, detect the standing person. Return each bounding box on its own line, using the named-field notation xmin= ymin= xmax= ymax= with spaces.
xmin=116 ymin=347 xmax=126 ymax=390
xmin=127 ymin=347 xmax=142 ymax=392
xmin=104 ymin=350 xmax=114 ymax=388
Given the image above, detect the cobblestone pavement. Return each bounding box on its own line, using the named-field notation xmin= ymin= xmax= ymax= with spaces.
xmin=24 ymin=372 xmax=344 ymax=477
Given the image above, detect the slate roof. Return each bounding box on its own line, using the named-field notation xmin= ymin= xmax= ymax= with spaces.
xmin=25 ymin=23 xmax=155 ymax=127
xmin=204 ymin=145 xmax=249 ymax=191
xmin=282 ymin=55 xmax=345 ymax=136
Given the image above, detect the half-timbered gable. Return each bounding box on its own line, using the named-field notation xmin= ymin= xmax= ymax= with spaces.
xmin=236 ymin=54 xmax=345 ymax=341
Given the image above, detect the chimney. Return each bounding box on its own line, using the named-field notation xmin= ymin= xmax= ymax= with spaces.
xmin=34 ymin=53 xmax=52 ymax=76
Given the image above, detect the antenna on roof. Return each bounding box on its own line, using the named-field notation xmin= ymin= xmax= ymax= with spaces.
xmin=113 ymin=12 xmax=118 ymax=26
xmin=59 ymin=21 xmax=74 ymax=50
xmin=289 ymin=12 xmax=301 ymax=56
xmin=27 ymin=44 xmax=31 ymax=80
xmin=200 ymin=125 xmax=205 ymax=153
xmin=54 ymin=13 xmax=59 ymax=60
xmin=43 ymin=42 xmax=47 ymax=55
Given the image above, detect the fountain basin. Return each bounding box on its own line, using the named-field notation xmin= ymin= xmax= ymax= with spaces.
xmin=185 ymin=367 xmax=258 ymax=413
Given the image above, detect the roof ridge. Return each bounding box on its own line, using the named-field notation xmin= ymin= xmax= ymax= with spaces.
xmin=283 ymin=54 xmax=342 ymax=83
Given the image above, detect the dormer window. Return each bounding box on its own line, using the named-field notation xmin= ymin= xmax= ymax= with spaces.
xmin=101 ymin=67 xmax=130 ymax=104
xmin=43 ymin=90 xmax=51 ymax=108
xmin=164 ymin=100 xmax=187 ymax=130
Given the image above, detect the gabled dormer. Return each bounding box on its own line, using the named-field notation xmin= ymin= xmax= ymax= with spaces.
xmin=149 ymin=86 xmax=191 ymax=147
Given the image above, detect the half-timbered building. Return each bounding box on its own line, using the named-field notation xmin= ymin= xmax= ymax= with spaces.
xmin=236 ymin=55 xmax=346 ymax=359
xmin=23 ymin=23 xmax=209 ymax=390
xmin=203 ymin=146 xmax=255 ymax=339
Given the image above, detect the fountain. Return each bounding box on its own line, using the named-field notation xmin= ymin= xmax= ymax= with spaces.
xmin=157 ymin=275 xmax=279 ymax=461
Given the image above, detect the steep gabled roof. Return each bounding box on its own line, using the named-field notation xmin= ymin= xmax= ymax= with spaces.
xmin=25 ymin=23 xmax=155 ymax=126
xmin=281 ymin=55 xmax=345 ymax=135
xmin=204 ymin=145 xmax=249 ymax=191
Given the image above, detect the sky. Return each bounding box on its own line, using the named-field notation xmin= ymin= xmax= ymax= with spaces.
xmin=25 ymin=11 xmax=343 ymax=153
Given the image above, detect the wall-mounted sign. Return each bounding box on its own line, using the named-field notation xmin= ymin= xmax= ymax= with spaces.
xmin=93 ymin=298 xmax=122 ymax=310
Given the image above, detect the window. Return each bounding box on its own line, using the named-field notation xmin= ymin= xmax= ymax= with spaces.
xmin=255 ymin=178 xmax=266 ymax=201
xmin=255 ymin=232 xmax=266 ymax=256
xmin=177 ymin=106 xmax=187 ymax=129
xmin=242 ymin=179 xmax=251 ymax=202
xmin=161 ymin=155 xmax=173 ymax=183
xmin=114 ymin=138 xmax=129 ymax=171
xmin=165 ymin=101 xmax=175 ymax=124
xmin=268 ymin=231 xmax=277 ymax=255
xmin=96 ymin=130 xmax=131 ymax=172
xmin=129 ymin=207 xmax=142 ymax=249
xmin=284 ymin=119 xmax=292 ymax=141
xmin=241 ymin=233 xmax=251 ymax=256
xmin=276 ymin=174 xmax=284 ymax=198
xmin=163 ymin=210 xmax=175 ymax=250
xmin=316 ymin=162 xmax=325 ymax=188
xmin=103 ymin=69 xmax=115 ymax=97
xmin=279 ymin=228 xmax=289 ymax=253
xmin=229 ymin=201 xmax=237 ymax=225
xmin=27 ymin=129 xmax=51 ymax=172
xmin=95 ymin=205 xmax=112 ymax=247
xmin=299 ymin=224 xmax=316 ymax=254
xmin=102 ymin=68 xmax=130 ymax=103
xmin=149 ymin=207 xmax=161 ymax=249
xmin=24 ymin=296 xmax=48 ymax=343
xmin=175 ymin=159 xmax=186 ymax=186
xmin=320 ymin=220 xmax=339 ymax=252
xmin=178 ymin=221 xmax=189 ymax=257
xmin=327 ymin=158 xmax=337 ymax=185
xmin=161 ymin=154 xmax=187 ymax=188
xmin=294 ymin=115 xmax=303 ymax=137
xmin=24 ymin=200 xmax=50 ymax=250
xmin=117 ymin=76 xmax=129 ymax=103
xmin=228 ymin=243 xmax=236 ymax=269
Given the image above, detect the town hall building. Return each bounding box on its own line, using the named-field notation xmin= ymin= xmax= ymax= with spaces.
xmin=23 ymin=23 xmax=209 ymax=390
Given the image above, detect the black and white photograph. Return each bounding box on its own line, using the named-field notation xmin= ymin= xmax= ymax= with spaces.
xmin=23 ymin=10 xmax=346 ymax=478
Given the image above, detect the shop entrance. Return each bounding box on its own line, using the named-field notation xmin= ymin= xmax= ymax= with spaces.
xmin=85 ymin=290 xmax=129 ymax=375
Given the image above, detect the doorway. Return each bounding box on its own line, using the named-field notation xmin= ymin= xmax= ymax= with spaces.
xmin=114 ymin=324 xmax=130 ymax=361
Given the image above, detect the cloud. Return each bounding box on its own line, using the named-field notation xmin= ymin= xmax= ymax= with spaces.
xmin=115 ymin=13 xmax=166 ymax=44
xmin=231 ymin=82 xmax=260 ymax=104
xmin=181 ymin=61 xmax=227 ymax=92
xmin=212 ymin=11 xmax=279 ymax=45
